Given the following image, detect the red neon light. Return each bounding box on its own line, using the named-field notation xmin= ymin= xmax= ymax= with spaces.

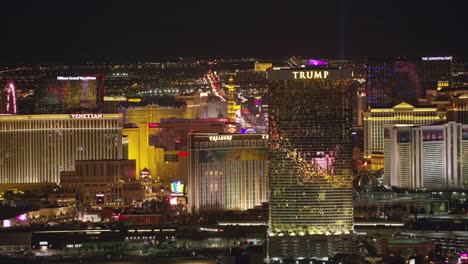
xmin=5 ymin=82 xmax=17 ymax=114
xmin=148 ymin=123 xmax=160 ymax=128
xmin=179 ymin=151 xmax=189 ymax=157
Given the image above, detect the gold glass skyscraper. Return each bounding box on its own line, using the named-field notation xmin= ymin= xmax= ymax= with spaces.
xmin=267 ymin=68 xmax=354 ymax=260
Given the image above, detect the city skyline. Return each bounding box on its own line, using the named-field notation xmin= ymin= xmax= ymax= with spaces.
xmin=0 ymin=1 xmax=467 ymax=263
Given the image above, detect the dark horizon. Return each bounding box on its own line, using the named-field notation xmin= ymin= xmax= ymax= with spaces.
xmin=0 ymin=0 xmax=466 ymax=64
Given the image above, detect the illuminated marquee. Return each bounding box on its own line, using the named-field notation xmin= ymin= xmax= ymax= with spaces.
xmin=267 ymin=69 xmax=352 ymax=81
xmin=70 ymin=114 xmax=103 ymax=119
xmin=437 ymin=80 xmax=449 ymax=88
xmin=57 ymin=76 xmax=97 ymax=80
xmin=103 ymin=96 xmax=127 ymax=101
xmin=127 ymin=98 xmax=142 ymax=103
xmin=292 ymin=71 xmax=329 ymax=79
xmin=254 ymin=62 xmax=273 ymax=72
xmin=422 ymin=56 xmax=452 ymax=61
xmin=209 ymin=135 xmax=232 ymax=141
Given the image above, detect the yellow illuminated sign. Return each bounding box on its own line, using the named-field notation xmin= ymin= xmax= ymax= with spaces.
xmin=70 ymin=114 xmax=103 ymax=119
xmin=255 ymin=62 xmax=273 ymax=72
xmin=127 ymin=98 xmax=142 ymax=103
xmin=437 ymin=80 xmax=449 ymax=88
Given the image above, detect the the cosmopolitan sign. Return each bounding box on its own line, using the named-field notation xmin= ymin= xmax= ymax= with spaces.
xmin=422 ymin=56 xmax=452 ymax=61
xmin=70 ymin=114 xmax=103 ymax=119
xmin=267 ymin=69 xmax=352 ymax=81
xmin=57 ymin=76 xmax=97 ymax=80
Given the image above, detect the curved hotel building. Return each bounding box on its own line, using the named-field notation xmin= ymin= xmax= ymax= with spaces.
xmin=188 ymin=133 xmax=268 ymax=213
xmin=0 ymin=114 xmax=123 ymax=184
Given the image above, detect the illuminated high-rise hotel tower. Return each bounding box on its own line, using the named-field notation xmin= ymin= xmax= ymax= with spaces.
xmin=267 ymin=68 xmax=354 ymax=260
xmin=0 ymin=114 xmax=123 ymax=184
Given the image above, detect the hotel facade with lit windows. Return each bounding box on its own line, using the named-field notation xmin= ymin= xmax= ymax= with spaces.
xmin=122 ymin=105 xmax=184 ymax=180
xmin=0 ymin=114 xmax=123 ymax=184
xmin=267 ymin=68 xmax=355 ymax=260
xmin=384 ymin=122 xmax=468 ymax=189
xmin=187 ymin=133 xmax=268 ymax=213
xmin=363 ymin=102 xmax=445 ymax=170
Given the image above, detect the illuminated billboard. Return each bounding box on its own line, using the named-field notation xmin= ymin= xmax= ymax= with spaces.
xmin=254 ymin=62 xmax=273 ymax=72
xmin=170 ymin=197 xmax=178 ymax=205
xmin=430 ymin=201 xmax=448 ymax=214
xmin=422 ymin=129 xmax=443 ymax=142
xmin=437 ymin=80 xmax=449 ymax=88
xmin=46 ymin=76 xmax=100 ymax=110
xmin=170 ymin=181 xmax=185 ymax=194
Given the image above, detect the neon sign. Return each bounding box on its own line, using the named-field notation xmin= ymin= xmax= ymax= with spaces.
xmin=57 ymin=76 xmax=97 ymax=80
xmin=5 ymin=82 xmax=16 ymax=114
xmin=267 ymin=69 xmax=352 ymax=81
xmin=209 ymin=135 xmax=232 ymax=141
xmin=103 ymin=96 xmax=127 ymax=101
xmin=422 ymin=56 xmax=452 ymax=61
xmin=70 ymin=114 xmax=103 ymax=119
xmin=16 ymin=214 xmax=27 ymax=222
xmin=127 ymin=98 xmax=142 ymax=103
xmin=437 ymin=80 xmax=449 ymax=88
xmin=170 ymin=197 xmax=178 ymax=205
xmin=292 ymin=71 xmax=329 ymax=79
xmin=148 ymin=123 xmax=160 ymax=128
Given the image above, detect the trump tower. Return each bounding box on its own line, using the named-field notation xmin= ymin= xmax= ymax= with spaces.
xmin=267 ymin=67 xmax=355 ymax=261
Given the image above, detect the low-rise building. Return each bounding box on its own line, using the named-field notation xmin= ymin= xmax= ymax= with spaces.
xmin=60 ymin=160 xmax=146 ymax=207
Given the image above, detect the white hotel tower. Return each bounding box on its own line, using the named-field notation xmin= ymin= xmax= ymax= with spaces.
xmin=384 ymin=122 xmax=468 ymax=189
xmin=0 ymin=114 xmax=123 ymax=184
xmin=363 ymin=102 xmax=444 ymax=158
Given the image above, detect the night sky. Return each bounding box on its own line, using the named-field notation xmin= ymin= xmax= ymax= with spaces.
xmin=0 ymin=0 xmax=466 ymax=63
